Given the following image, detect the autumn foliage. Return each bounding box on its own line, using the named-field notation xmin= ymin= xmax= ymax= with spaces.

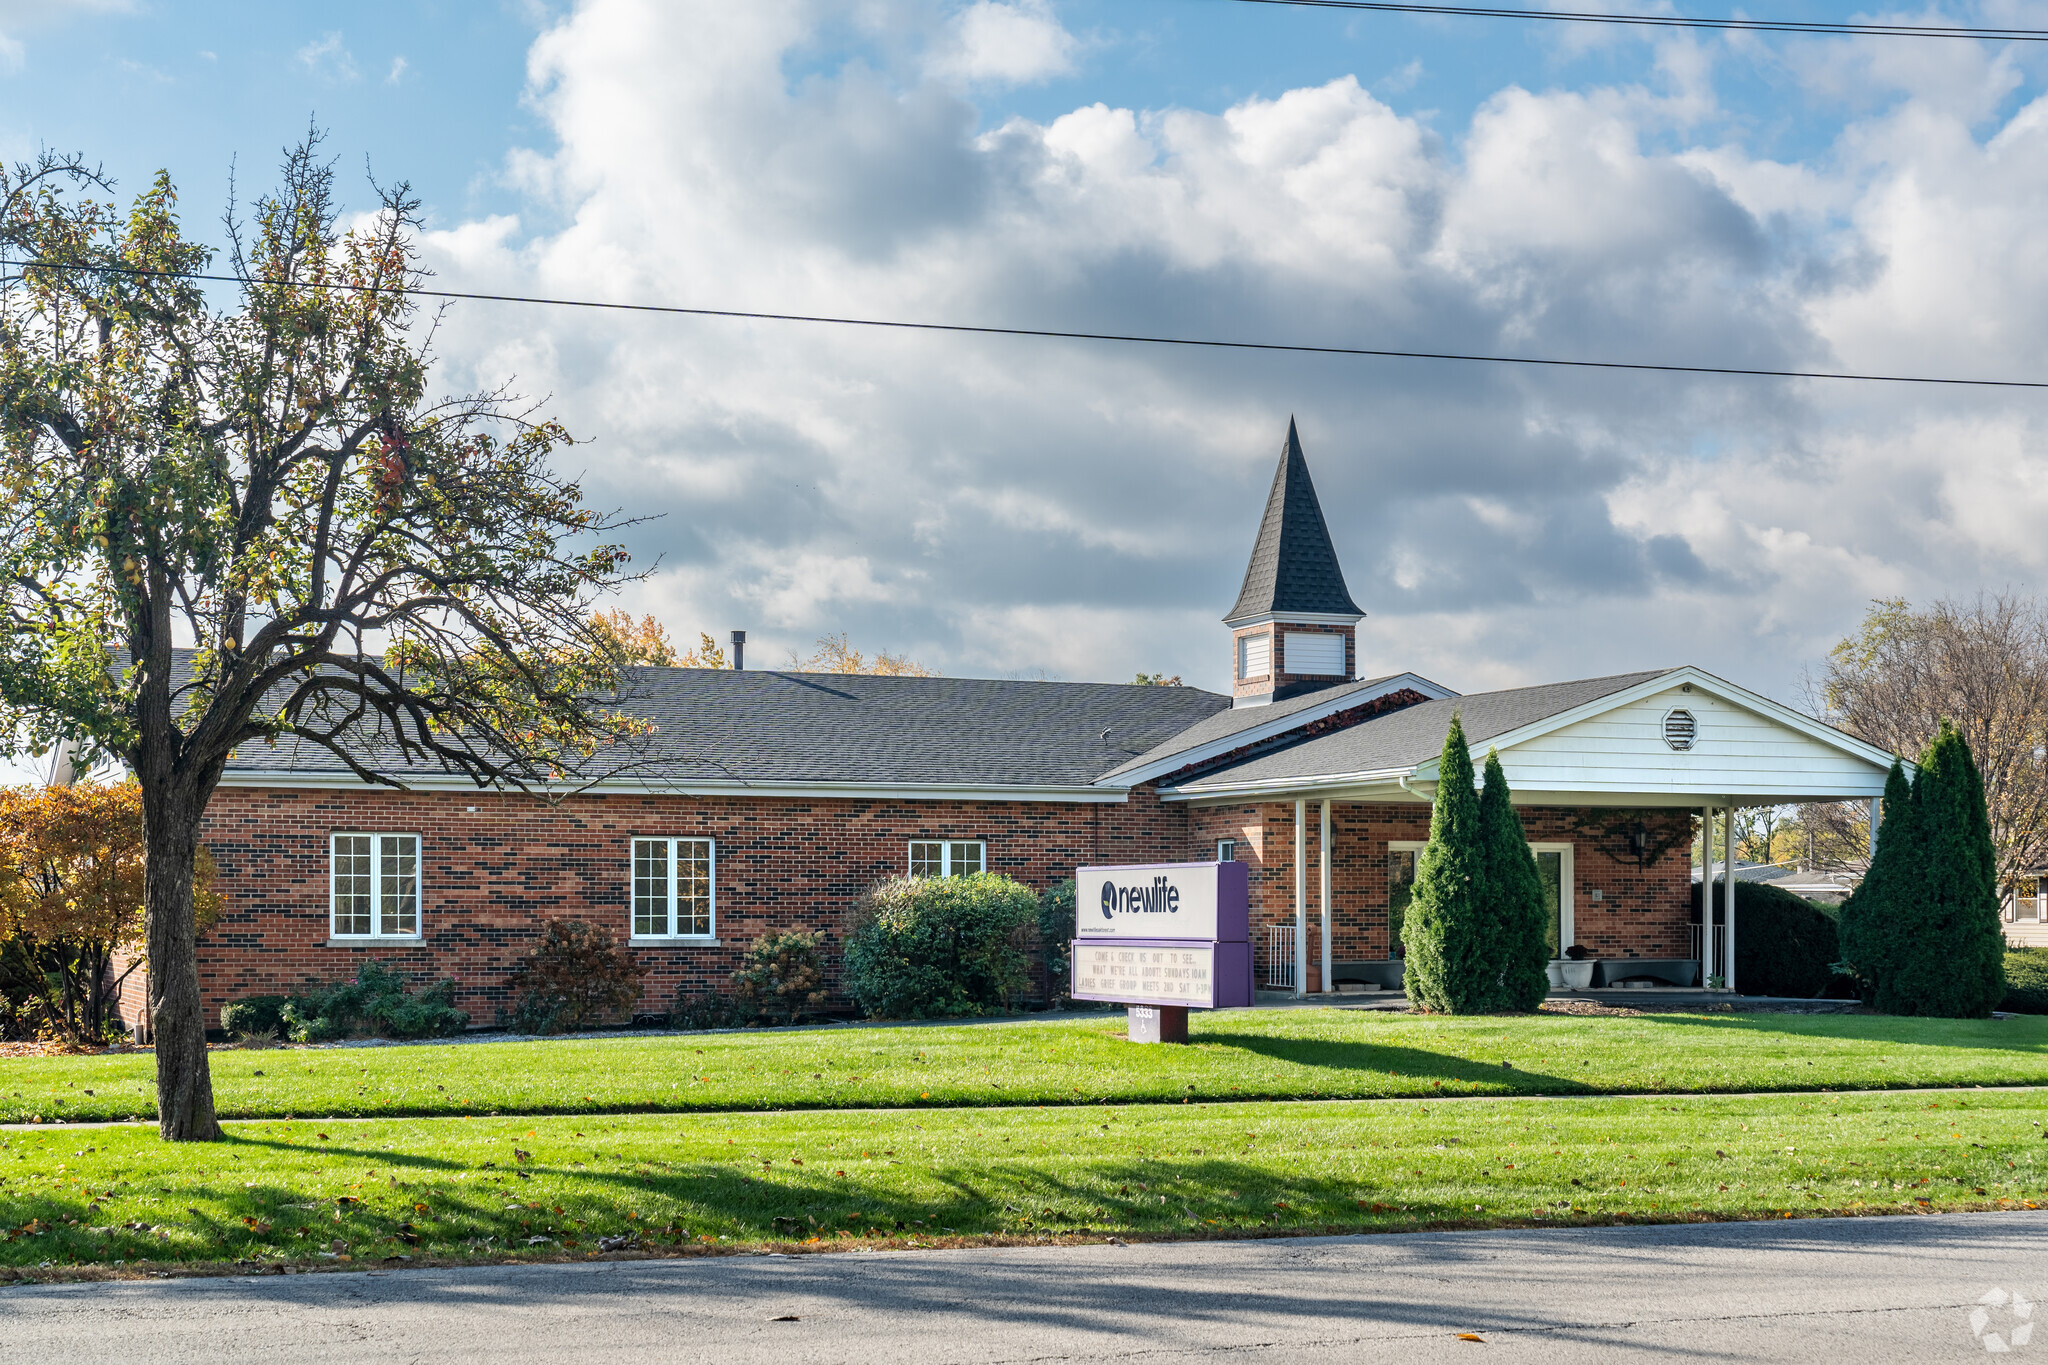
xmin=0 ymin=784 xmax=219 ymax=1042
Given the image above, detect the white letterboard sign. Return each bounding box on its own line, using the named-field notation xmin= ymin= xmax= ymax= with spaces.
xmin=1071 ymin=942 xmax=1216 ymax=1007
xmin=1076 ymin=861 xmax=1231 ymax=941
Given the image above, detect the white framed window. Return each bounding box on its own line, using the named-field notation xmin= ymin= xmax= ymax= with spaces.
xmin=1283 ymin=631 xmax=1346 ymax=677
xmin=1217 ymin=838 xmax=1237 ymax=863
xmin=330 ymin=833 xmax=421 ymax=940
xmin=1237 ymin=633 xmax=1272 ymax=680
xmin=909 ymin=840 xmax=985 ymax=878
xmin=630 ymin=837 xmax=716 ymax=941
xmin=1387 ymin=839 xmax=1574 ymax=958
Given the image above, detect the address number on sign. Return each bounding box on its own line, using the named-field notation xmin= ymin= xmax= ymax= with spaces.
xmin=1071 ymin=942 xmax=1215 ymax=1008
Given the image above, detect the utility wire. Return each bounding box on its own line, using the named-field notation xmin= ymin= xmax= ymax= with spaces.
xmin=21 ymin=257 xmax=2048 ymax=391
xmin=1213 ymin=0 xmax=2048 ymax=41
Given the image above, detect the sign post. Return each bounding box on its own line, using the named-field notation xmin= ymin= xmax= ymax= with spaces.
xmin=1069 ymin=861 xmax=1253 ymax=1043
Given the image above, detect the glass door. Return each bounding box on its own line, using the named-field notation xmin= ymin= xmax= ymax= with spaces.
xmin=1536 ymin=851 xmax=1563 ymax=958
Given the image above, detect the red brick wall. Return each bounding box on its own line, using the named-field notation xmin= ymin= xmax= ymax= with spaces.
xmin=177 ymin=783 xmax=1699 ymax=1029
xmin=189 ymin=784 xmax=1193 ymax=1027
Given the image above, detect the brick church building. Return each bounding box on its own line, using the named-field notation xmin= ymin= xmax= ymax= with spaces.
xmin=173 ymin=420 xmax=1894 ymax=1024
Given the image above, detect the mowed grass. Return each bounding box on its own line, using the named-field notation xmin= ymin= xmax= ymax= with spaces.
xmin=5 ymin=1009 xmax=2047 ymax=1125
xmin=2 ymin=1091 xmax=2043 ymax=1271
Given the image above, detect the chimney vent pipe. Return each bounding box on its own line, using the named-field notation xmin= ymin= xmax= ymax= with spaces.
xmin=730 ymin=630 xmax=746 ymax=670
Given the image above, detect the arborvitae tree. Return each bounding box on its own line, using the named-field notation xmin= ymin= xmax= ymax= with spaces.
xmin=1838 ymin=758 xmax=1913 ymax=1002
xmin=1884 ymin=723 xmax=2006 ymax=1017
xmin=1478 ymin=749 xmax=1551 ymax=1011
xmin=1402 ymin=714 xmax=1492 ymax=1012
xmin=1839 ymin=729 xmax=2006 ymax=1017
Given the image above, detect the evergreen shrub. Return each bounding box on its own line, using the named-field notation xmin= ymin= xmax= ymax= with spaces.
xmin=842 ymin=873 xmax=1037 ymax=1019
xmin=279 ymin=963 xmax=468 ymax=1042
xmin=1401 ymin=714 xmax=1494 ymax=1013
xmin=1693 ymin=880 xmax=1842 ymax=998
xmin=1478 ymin=749 xmax=1552 ymax=1011
xmin=1838 ymin=724 xmax=2006 ymax=1017
xmin=220 ymin=995 xmax=288 ymax=1039
xmin=2002 ymin=948 xmax=2048 ymax=1014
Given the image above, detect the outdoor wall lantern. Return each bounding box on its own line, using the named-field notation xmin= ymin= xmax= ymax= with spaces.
xmin=1626 ymin=820 xmax=1650 ymax=866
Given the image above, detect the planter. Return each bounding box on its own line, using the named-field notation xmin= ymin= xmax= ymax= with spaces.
xmin=1558 ymin=960 xmax=1597 ymax=990
xmin=1546 ymin=960 xmax=1567 ymax=990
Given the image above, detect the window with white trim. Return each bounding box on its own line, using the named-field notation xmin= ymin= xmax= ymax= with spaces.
xmin=1237 ymin=633 xmax=1272 ymax=680
xmin=1217 ymin=838 xmax=1237 ymax=863
xmin=909 ymin=840 xmax=985 ymax=878
xmin=330 ymin=833 xmax=421 ymax=939
xmin=630 ymin=837 xmax=715 ymax=939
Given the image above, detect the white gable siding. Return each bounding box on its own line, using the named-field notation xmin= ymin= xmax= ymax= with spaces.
xmin=1498 ymin=686 xmax=1890 ymax=801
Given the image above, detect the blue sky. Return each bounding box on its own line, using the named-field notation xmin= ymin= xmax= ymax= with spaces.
xmin=7 ymin=0 xmax=2048 ymax=727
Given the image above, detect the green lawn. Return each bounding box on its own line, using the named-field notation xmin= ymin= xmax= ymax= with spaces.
xmin=6 ymin=1009 xmax=2046 ymax=1125
xmin=3 ymin=1091 xmax=2042 ymax=1271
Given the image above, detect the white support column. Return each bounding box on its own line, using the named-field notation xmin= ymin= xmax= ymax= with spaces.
xmin=1700 ymin=806 xmax=1714 ymax=989
xmin=1724 ymin=806 xmax=1738 ymax=995
xmin=1294 ymin=800 xmax=1308 ymax=999
xmin=1319 ymin=799 xmax=1333 ymax=998
xmin=1868 ymin=796 xmax=1880 ymax=860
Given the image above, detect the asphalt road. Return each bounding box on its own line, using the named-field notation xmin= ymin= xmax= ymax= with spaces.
xmin=5 ymin=1212 xmax=2042 ymax=1363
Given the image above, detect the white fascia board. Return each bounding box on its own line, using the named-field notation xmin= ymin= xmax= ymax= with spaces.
xmin=1410 ymin=666 xmax=1899 ymax=782
xmin=1161 ymin=767 xmax=1420 ymax=802
xmin=1221 ymin=609 xmax=1366 ymax=628
xmin=214 ymin=770 xmax=1133 ymax=804
xmin=1099 ymin=672 xmax=1458 ymax=789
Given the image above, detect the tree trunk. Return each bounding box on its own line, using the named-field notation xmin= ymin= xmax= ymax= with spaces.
xmin=143 ymin=785 xmax=220 ymax=1142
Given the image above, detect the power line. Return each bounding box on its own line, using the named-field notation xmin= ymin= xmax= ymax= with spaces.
xmin=21 ymin=258 xmax=2048 ymax=391
xmin=1212 ymin=0 xmax=2048 ymax=41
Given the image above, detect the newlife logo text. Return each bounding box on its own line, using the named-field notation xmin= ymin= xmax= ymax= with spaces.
xmin=1076 ymin=863 xmax=1223 ymax=941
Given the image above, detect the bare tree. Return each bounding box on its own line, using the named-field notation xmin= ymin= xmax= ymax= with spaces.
xmin=0 ymin=137 xmax=642 ymax=1138
xmin=1814 ymin=594 xmax=2048 ymax=894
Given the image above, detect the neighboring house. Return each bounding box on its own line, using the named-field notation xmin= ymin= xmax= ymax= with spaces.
xmin=2004 ymin=879 xmax=2048 ymax=948
xmin=148 ymin=420 xmax=1899 ymax=1028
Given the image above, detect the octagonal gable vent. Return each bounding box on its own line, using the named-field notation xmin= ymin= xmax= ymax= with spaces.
xmin=1663 ymin=709 xmax=1698 ymax=751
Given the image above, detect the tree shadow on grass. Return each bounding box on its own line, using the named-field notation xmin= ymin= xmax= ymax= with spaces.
xmin=1616 ymin=1011 xmax=2048 ymax=1056
xmin=1192 ymin=1033 xmax=1585 ymax=1096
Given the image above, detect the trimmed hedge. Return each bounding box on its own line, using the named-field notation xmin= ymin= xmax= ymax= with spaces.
xmin=1401 ymin=714 xmax=1491 ymax=1013
xmin=842 ymin=873 xmax=1037 ymax=1019
xmin=1038 ymin=878 xmax=1077 ymax=999
xmin=1693 ymin=879 xmax=1843 ymax=999
xmin=2003 ymin=947 xmax=2048 ymax=1014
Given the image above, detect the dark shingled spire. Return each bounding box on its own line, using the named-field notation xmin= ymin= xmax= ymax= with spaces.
xmin=1224 ymin=418 xmax=1363 ymax=624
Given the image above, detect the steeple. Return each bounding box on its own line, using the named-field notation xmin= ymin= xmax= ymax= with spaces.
xmin=1225 ymin=419 xmax=1363 ymax=706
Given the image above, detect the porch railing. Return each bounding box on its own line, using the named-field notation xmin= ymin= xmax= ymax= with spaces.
xmin=1262 ymin=924 xmax=1297 ymax=990
xmin=1687 ymin=924 xmax=1726 ymax=979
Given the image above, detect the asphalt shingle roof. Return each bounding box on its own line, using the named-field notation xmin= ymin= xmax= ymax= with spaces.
xmin=1173 ymin=669 xmax=1674 ymax=789
xmin=1224 ymin=418 xmax=1364 ymax=623
xmin=221 ymin=667 xmax=1235 ymax=788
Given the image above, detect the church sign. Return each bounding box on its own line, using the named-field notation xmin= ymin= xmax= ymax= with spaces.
xmin=1070 ymin=861 xmax=1254 ymax=1012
